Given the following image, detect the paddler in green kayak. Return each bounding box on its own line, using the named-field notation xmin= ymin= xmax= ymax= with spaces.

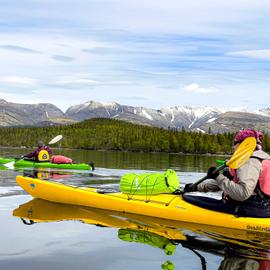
xmin=23 ymin=141 xmax=53 ymax=162
xmin=183 ymin=129 xmax=270 ymax=218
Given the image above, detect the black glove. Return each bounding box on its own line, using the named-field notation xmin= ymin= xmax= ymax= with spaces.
xmin=183 ymin=183 xmax=198 ymax=193
xmin=222 ymin=168 xmax=234 ymax=180
xmin=207 ymin=166 xmax=220 ymax=179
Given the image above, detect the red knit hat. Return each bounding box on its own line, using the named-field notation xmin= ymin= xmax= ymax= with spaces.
xmin=234 ymin=129 xmax=263 ymax=144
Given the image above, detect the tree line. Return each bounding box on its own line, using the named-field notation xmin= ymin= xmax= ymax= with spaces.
xmin=0 ymin=118 xmax=270 ymax=154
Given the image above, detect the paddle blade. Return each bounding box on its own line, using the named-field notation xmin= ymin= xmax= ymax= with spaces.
xmin=226 ymin=137 xmax=256 ymax=169
xmin=48 ymin=135 xmax=63 ymax=145
xmin=4 ymin=161 xmax=15 ymax=169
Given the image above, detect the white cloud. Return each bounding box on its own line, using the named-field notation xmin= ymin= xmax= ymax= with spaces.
xmin=52 ymin=77 xmax=99 ymax=87
xmin=227 ymin=49 xmax=270 ymax=60
xmin=182 ymin=83 xmax=217 ymax=93
xmin=0 ymin=76 xmax=37 ymax=86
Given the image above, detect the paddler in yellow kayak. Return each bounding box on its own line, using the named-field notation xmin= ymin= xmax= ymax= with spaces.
xmin=23 ymin=141 xmax=53 ymax=162
xmin=183 ymin=129 xmax=270 ymax=217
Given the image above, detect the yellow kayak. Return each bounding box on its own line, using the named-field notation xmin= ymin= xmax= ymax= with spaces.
xmin=16 ymin=175 xmax=270 ymax=233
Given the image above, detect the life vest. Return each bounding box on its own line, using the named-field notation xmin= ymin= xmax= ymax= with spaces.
xmin=259 ymin=260 xmax=270 ymax=270
xmin=229 ymin=159 xmax=270 ymax=197
xmin=258 ymin=160 xmax=270 ymax=197
xmin=37 ymin=149 xmax=50 ymax=162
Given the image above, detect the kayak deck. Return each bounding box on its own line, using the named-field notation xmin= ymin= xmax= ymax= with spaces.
xmin=14 ymin=159 xmax=92 ymax=170
xmin=16 ymin=175 xmax=270 ymax=233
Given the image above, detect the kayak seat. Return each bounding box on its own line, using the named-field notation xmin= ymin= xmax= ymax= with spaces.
xmin=182 ymin=194 xmax=238 ymax=215
xmin=183 ymin=194 xmax=270 ymax=218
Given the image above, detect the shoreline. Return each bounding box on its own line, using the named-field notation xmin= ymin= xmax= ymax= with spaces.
xmin=0 ymin=145 xmax=229 ymax=157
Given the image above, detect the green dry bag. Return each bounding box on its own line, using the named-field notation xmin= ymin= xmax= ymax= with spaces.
xmin=120 ymin=169 xmax=179 ymax=195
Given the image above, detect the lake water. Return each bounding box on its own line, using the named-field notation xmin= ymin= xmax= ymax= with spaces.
xmin=1 ymin=148 xmax=270 ymax=270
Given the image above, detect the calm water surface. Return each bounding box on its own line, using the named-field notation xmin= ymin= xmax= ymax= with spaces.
xmin=0 ymin=148 xmax=269 ymax=270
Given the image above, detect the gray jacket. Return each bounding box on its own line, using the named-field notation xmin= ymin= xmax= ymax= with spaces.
xmin=218 ymin=258 xmax=259 ymax=270
xmin=197 ymin=150 xmax=270 ymax=201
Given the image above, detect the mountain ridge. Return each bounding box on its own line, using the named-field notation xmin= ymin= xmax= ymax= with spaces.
xmin=0 ymin=98 xmax=270 ymax=133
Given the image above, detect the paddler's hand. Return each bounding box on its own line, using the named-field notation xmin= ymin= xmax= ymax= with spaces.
xmin=183 ymin=183 xmax=198 ymax=193
xmin=222 ymin=168 xmax=234 ymax=180
xmin=207 ymin=166 xmax=220 ymax=180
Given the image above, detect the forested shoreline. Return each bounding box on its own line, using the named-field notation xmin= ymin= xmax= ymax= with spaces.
xmin=0 ymin=118 xmax=269 ymax=154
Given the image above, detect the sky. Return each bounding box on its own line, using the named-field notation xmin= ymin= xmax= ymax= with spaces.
xmin=0 ymin=0 xmax=270 ymax=112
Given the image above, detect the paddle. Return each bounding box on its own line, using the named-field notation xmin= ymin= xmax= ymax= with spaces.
xmin=188 ymin=137 xmax=257 ymax=189
xmin=4 ymin=135 xmax=63 ymax=169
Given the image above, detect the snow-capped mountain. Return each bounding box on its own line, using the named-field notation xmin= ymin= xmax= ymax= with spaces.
xmin=158 ymin=106 xmax=224 ymax=130
xmin=256 ymin=108 xmax=270 ymax=117
xmin=66 ymin=101 xmax=224 ymax=130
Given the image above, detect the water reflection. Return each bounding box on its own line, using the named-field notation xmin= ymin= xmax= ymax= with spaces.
xmin=13 ymin=199 xmax=270 ymax=270
xmin=22 ymin=169 xmax=73 ymax=181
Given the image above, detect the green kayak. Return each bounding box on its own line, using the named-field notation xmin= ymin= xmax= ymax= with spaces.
xmin=0 ymin=157 xmax=94 ymax=171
